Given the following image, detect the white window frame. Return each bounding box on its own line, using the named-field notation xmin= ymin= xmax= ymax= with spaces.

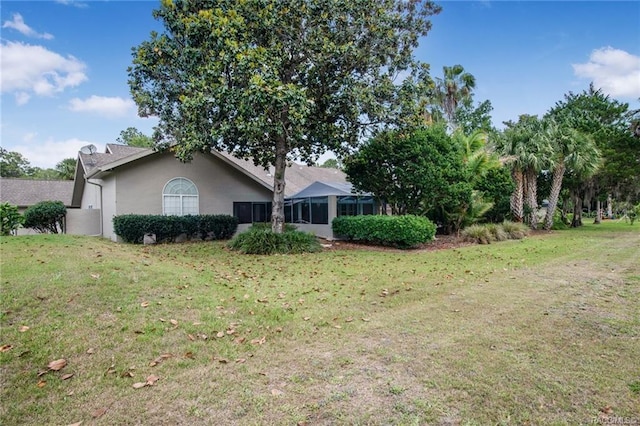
xmin=162 ymin=177 xmax=199 ymax=216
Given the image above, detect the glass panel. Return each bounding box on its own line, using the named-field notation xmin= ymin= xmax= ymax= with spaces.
xmin=164 ymin=195 xmax=181 ymax=216
xmin=311 ymin=197 xmax=328 ymax=224
xmin=182 ymin=195 xmax=199 ymax=215
xmin=234 ymin=202 xmax=252 ymax=224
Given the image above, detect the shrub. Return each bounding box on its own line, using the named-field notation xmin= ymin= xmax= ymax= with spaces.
xmin=501 ymin=221 xmax=530 ymax=239
xmin=23 ymin=201 xmax=66 ymax=234
xmin=113 ymin=214 xmax=239 ymax=243
xmin=228 ymin=224 xmax=321 ymax=254
xmin=485 ymin=223 xmax=508 ymax=242
xmin=332 ymin=215 xmax=436 ymax=249
xmin=461 ymin=224 xmax=493 ymax=244
xmin=0 ymin=203 xmax=23 ymax=236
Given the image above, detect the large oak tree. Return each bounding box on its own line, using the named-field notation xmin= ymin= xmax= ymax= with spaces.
xmin=128 ymin=0 xmax=441 ymax=232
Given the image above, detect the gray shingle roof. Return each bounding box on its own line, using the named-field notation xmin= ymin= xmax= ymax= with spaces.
xmin=0 ymin=178 xmax=75 ymax=207
xmin=77 ymin=144 xmax=349 ymax=198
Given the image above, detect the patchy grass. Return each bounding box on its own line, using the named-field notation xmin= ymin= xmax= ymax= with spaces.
xmin=1 ymin=222 xmax=639 ymax=425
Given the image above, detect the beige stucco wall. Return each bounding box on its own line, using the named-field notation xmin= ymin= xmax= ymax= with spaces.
xmin=100 ymin=152 xmax=272 ymax=240
xmin=65 ymin=208 xmax=101 ymax=235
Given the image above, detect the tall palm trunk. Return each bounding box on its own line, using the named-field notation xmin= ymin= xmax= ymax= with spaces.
xmin=543 ymin=163 xmax=565 ymax=230
xmin=510 ymin=168 xmax=524 ymax=222
xmin=524 ymin=167 xmax=538 ymax=229
xmin=594 ymin=200 xmax=602 ymax=224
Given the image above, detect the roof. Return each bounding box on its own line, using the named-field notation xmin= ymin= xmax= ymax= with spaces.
xmin=76 ymin=144 xmax=349 ymax=198
xmin=289 ymin=181 xmax=358 ymax=198
xmin=0 ymin=178 xmax=75 ymax=207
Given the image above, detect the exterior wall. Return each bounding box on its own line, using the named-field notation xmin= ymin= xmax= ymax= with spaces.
xmin=101 ymin=152 xmax=272 ymax=240
xmin=65 ymin=208 xmax=101 ymax=235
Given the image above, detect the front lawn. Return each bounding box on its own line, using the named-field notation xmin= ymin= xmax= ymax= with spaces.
xmin=1 ymin=222 xmax=639 ymax=425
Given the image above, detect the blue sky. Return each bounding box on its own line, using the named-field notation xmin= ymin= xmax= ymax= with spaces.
xmin=1 ymin=1 xmax=639 ymax=169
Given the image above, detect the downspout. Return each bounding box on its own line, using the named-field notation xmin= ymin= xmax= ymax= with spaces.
xmin=87 ymin=179 xmax=104 ymax=237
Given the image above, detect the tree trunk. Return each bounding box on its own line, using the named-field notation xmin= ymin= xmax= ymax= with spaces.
xmin=571 ymin=195 xmax=583 ymax=228
xmin=594 ymin=199 xmax=602 ymax=224
xmin=607 ymin=194 xmax=612 ymax=219
xmin=543 ymin=163 xmax=565 ymax=230
xmin=271 ymin=137 xmax=287 ymax=234
xmin=524 ymin=168 xmax=538 ymax=230
xmin=510 ymin=168 xmax=524 ymax=222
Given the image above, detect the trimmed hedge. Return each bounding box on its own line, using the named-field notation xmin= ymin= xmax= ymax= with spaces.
xmin=332 ymin=215 xmax=436 ymax=249
xmin=228 ymin=224 xmax=321 ymax=255
xmin=23 ymin=200 xmax=66 ymax=234
xmin=113 ymin=214 xmax=238 ymax=243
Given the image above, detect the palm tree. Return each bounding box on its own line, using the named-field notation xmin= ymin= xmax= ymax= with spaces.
xmin=434 ymin=65 xmax=476 ymax=130
xmin=499 ymin=115 xmax=551 ymax=228
xmin=540 ymin=119 xmax=600 ymax=230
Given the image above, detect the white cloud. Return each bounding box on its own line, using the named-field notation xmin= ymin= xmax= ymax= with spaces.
xmin=0 ymin=41 xmax=87 ymax=102
xmin=15 ymin=92 xmax=31 ymax=105
xmin=573 ymin=47 xmax=640 ymax=98
xmin=2 ymin=13 xmax=54 ymax=40
xmin=55 ymin=0 xmax=89 ymax=8
xmin=13 ymin=137 xmax=96 ymax=169
xmin=68 ymin=95 xmax=136 ymax=118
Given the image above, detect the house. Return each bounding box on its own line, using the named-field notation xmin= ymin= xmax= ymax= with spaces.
xmin=68 ymin=144 xmax=374 ymax=241
xmin=0 ymin=178 xmax=79 ymax=235
xmin=1 ymin=144 xmax=376 ymax=240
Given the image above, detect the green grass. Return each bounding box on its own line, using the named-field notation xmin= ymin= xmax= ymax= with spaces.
xmin=1 ymin=222 xmax=639 ymax=425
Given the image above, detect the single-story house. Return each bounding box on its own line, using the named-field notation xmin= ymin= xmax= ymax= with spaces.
xmin=0 ymin=178 xmax=77 ymax=235
xmin=1 ymin=144 xmax=377 ymax=240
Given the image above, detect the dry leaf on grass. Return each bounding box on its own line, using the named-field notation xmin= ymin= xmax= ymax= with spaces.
xmin=91 ymin=407 xmax=107 ymax=418
xmin=86 ymin=348 xmax=95 ymax=354
xmin=61 ymin=373 xmax=74 ymax=380
xmin=37 ymin=379 xmax=46 ymax=388
xmin=19 ymin=325 xmax=30 ymax=332
xmin=140 ymin=301 xmax=150 ymax=308
xmin=271 ymin=388 xmax=284 ymax=396
xmin=132 ymin=382 xmax=147 ymax=389
xmin=169 ymin=319 xmax=178 ymax=326
xmin=146 ymin=374 xmax=160 ymax=385
xmin=0 ymin=344 xmax=13 ymax=352
xmin=48 ymin=359 xmax=67 ymax=371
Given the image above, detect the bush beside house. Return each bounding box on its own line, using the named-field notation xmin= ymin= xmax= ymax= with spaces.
xmin=22 ymin=201 xmax=66 ymax=234
xmin=0 ymin=203 xmax=23 ymax=236
xmin=332 ymin=215 xmax=436 ymax=249
xmin=113 ymin=214 xmax=238 ymax=243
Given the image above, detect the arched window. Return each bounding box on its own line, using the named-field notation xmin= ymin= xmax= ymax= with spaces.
xmin=163 ymin=178 xmax=199 ymax=216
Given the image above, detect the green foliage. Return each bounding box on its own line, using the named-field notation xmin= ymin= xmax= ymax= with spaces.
xmin=461 ymin=224 xmax=492 ymax=244
xmin=475 ymin=166 xmax=515 ymax=223
xmin=22 ymin=201 xmax=66 ymax=234
xmin=345 ymin=125 xmax=472 ymax=233
xmin=113 ymin=214 xmax=238 ymax=243
xmin=0 ymin=203 xmax=23 ymax=236
xmin=0 ymin=148 xmax=32 ymax=178
xmin=461 ymin=221 xmax=529 ymax=244
xmin=128 ymin=0 xmax=441 ymax=232
xmin=116 ymin=127 xmax=154 ymax=148
xmin=227 ymin=225 xmax=321 ymax=255
xmin=332 ymin=215 xmax=436 ymax=249
xmin=500 ymin=220 xmax=531 ymax=240
xmin=628 ymin=203 xmax=639 ymax=225
xmin=55 ymin=158 xmax=77 ymax=180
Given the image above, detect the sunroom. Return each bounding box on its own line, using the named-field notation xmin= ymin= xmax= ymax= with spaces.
xmin=284 ymin=181 xmax=379 ymax=240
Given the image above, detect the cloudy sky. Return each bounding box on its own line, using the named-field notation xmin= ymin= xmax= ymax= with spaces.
xmin=1 ymin=0 xmax=639 ymax=169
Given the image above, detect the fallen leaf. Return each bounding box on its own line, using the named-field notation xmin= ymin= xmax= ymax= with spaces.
xmin=61 ymin=373 xmax=74 ymax=380
xmin=92 ymin=407 xmax=108 ymax=418
xmin=90 ymin=273 xmax=100 ymax=279
xmin=235 ymin=358 xmax=246 ymax=364
xmin=146 ymin=375 xmax=160 ymax=385
xmin=121 ymin=371 xmax=134 ymax=378
xmin=216 ymin=331 xmax=225 ymax=338
xmin=217 ymin=358 xmax=229 ymax=364
xmin=37 ymin=379 xmax=46 ymax=388
xmin=140 ymin=301 xmax=150 ymax=308
xmin=187 ymin=334 xmax=195 ymax=341
xmin=48 ymin=359 xmax=67 ymax=371
xmin=192 ymin=321 xmax=202 ymax=326
xmin=86 ymin=348 xmax=95 ymax=354
xmin=132 ymin=382 xmax=147 ymax=389
xmin=19 ymin=325 xmax=30 ymax=332
xmin=361 ymin=318 xmax=370 ymax=322
xmin=0 ymin=344 xmax=13 ymax=352
xmin=169 ymin=319 xmax=178 ymax=326
xmin=600 ymin=406 xmax=613 ymax=414
xmin=345 ymin=317 xmax=354 ymax=322
xmin=234 ymin=336 xmax=246 ymax=344
xmin=303 ymin=317 xmax=310 ymax=321
xmin=271 ymin=388 xmax=284 ymax=396
xmin=250 ymin=336 xmax=266 ymax=345
xmin=184 ymin=352 xmax=195 ymax=359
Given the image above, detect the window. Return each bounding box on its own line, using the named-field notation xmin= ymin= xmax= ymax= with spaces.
xmin=337 ymin=196 xmax=377 ymax=216
xmin=234 ymin=202 xmax=272 ymax=224
xmin=163 ymin=178 xmax=199 ymax=216
xmin=285 ymin=197 xmax=328 ymax=224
